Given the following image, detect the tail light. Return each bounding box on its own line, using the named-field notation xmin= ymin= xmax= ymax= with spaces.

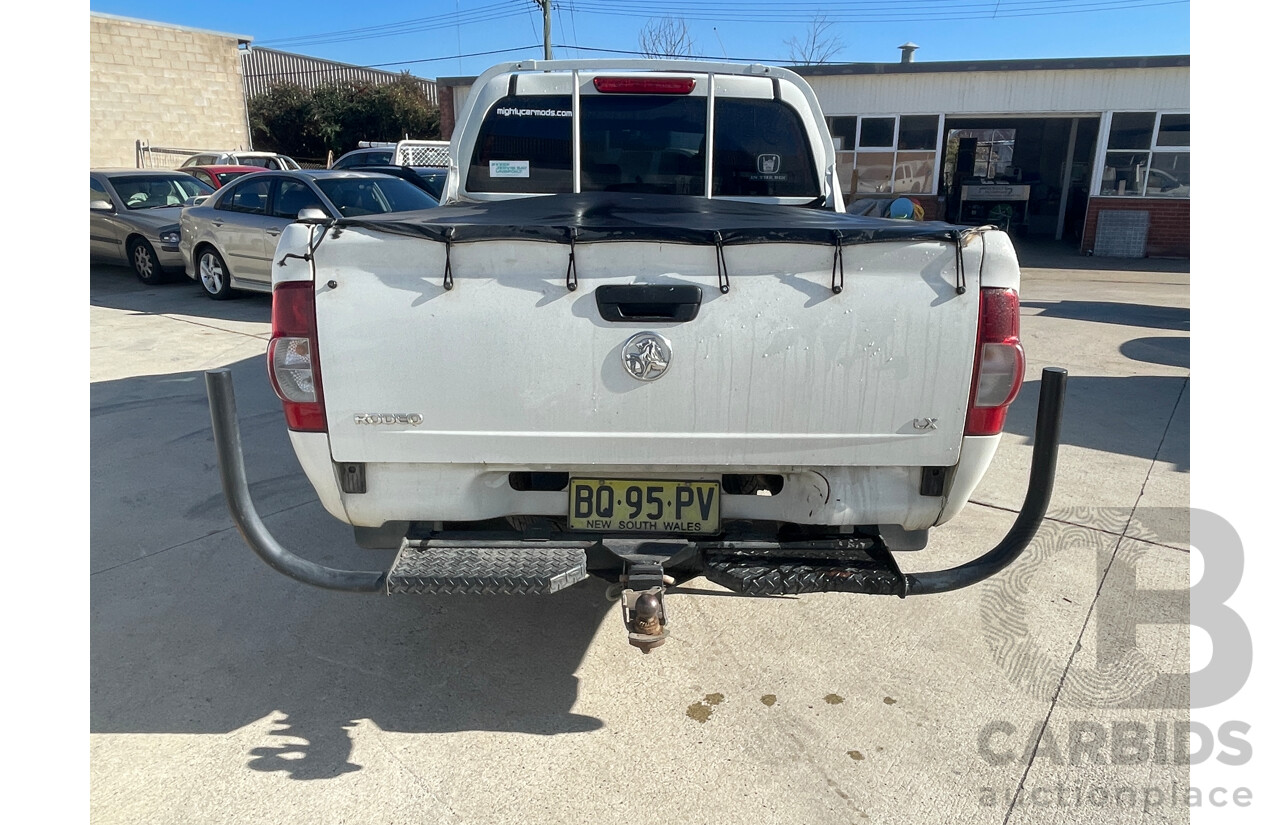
xmin=965 ymin=287 xmax=1025 ymax=436
xmin=267 ymin=281 xmax=326 ymax=432
xmin=593 ymin=77 xmax=696 ymax=94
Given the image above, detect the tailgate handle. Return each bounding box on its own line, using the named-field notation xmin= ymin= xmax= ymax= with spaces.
xmin=595 ymin=285 xmax=702 ymax=323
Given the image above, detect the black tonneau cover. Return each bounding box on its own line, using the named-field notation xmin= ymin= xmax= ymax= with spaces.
xmin=335 ymin=192 xmax=967 ymax=247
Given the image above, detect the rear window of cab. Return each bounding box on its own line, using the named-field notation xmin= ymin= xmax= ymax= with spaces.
xmin=468 ymin=94 xmax=819 ymax=198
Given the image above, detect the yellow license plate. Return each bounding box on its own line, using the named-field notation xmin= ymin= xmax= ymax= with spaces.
xmin=568 ymin=478 xmax=720 ymax=534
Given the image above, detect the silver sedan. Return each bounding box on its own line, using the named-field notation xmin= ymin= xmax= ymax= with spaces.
xmin=179 ymin=169 xmax=438 ymax=299
xmin=91 ymin=169 xmax=215 ymax=284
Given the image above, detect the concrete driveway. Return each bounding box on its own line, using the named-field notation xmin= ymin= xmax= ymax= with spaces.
xmin=90 ymin=247 xmax=1191 ymax=825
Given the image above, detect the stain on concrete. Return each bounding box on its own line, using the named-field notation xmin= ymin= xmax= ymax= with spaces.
xmin=824 ymin=693 xmax=844 ymax=704
xmin=686 ymin=693 xmax=725 ymax=723
xmin=883 ymin=696 xmax=897 ymax=705
xmin=686 ymin=703 xmax=713 ymax=723
xmin=847 ymin=750 xmax=864 ymax=761
xmin=760 ymin=694 xmax=777 ymax=707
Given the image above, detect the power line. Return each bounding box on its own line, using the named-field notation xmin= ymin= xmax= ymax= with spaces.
xmin=252 ymin=0 xmax=1187 ymax=71
xmin=554 ymin=43 xmax=799 ymax=64
xmin=561 ymin=0 xmax=1187 ymax=23
xmin=243 ymin=45 xmax=544 ymax=85
xmin=324 ymin=45 xmax=544 ymax=70
xmin=522 ymin=0 xmax=541 ymax=48
xmin=259 ymin=2 xmax=527 ymax=48
xmin=554 ymin=4 xmax=576 ymax=59
xmin=564 ymin=0 xmax=1181 ymax=11
xmin=568 ymin=3 xmax=581 ymax=59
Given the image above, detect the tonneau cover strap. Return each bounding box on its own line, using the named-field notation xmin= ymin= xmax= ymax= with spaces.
xmin=442 ymin=227 xmax=455 ymax=291
xmin=830 ymin=232 xmax=845 ymax=294
xmin=714 ymin=230 xmax=730 ymax=294
xmin=565 ymin=227 xmax=579 ymax=292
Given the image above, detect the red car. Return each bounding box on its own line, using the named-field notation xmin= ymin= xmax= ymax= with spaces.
xmin=177 ymin=165 xmax=264 ymax=190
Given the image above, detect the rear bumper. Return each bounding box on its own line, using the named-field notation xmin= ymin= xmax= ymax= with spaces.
xmin=204 ymin=367 xmax=1066 ymax=596
xmin=288 ymin=444 xmax=1000 ymax=533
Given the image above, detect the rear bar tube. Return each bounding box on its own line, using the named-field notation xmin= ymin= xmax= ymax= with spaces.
xmin=205 ymin=369 xmax=387 ymax=593
xmin=903 ymin=366 xmax=1068 ymax=596
xmin=206 ymin=366 xmax=1064 ymax=597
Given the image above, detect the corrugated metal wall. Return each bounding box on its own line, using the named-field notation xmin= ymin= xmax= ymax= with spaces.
xmin=241 ymin=47 xmax=437 ymax=103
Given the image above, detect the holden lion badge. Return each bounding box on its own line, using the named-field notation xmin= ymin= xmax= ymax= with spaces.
xmin=621 ymin=332 xmax=672 ymax=381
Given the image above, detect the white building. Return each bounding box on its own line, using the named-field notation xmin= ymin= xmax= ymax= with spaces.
xmin=439 ymin=52 xmax=1190 ymax=258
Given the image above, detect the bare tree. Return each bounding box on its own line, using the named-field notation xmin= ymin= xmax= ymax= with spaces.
xmin=639 ymin=17 xmax=696 ymax=59
xmin=785 ymin=14 xmax=846 ymax=65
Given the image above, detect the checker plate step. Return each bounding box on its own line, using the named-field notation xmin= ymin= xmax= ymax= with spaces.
xmin=702 ymin=545 xmax=905 ymax=597
xmin=387 ymin=543 xmax=588 ymax=595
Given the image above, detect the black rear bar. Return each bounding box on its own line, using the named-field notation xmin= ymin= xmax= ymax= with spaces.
xmin=205 ymin=367 xmax=1066 ymax=597
xmin=903 ymin=366 xmax=1067 ymax=595
xmin=205 ymin=369 xmax=387 ymax=593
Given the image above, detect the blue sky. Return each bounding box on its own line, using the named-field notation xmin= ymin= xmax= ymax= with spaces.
xmin=89 ymin=0 xmax=1191 ymax=79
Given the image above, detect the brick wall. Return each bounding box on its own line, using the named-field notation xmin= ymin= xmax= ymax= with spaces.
xmin=910 ymin=195 xmax=941 ymax=221
xmin=1081 ymin=197 xmax=1189 ymax=258
xmin=90 ymin=15 xmax=251 ymax=168
xmin=438 ymin=85 xmax=455 ymax=141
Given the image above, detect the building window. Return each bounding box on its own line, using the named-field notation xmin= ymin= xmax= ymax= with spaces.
xmin=1100 ymin=111 xmax=1189 ymax=198
xmin=827 ymin=114 xmax=941 ymax=196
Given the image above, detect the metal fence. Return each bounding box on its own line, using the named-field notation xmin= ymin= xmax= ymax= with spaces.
xmin=136 ymin=140 xmax=329 ymax=170
xmin=136 ymin=141 xmax=204 ymax=169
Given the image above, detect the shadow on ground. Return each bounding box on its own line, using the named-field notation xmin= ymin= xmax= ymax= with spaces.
xmin=1006 ymin=374 xmax=1189 ymax=472
xmin=1022 ymin=299 xmax=1189 ymax=332
xmin=1011 ymin=237 xmax=1190 ymax=274
xmin=1119 ymin=336 xmax=1189 ymax=369
xmin=91 ymin=355 xmax=614 ymax=781
xmin=91 ymin=263 xmax=272 ymax=321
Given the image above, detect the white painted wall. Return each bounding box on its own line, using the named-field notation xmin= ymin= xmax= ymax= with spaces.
xmin=805 ymin=66 xmax=1190 ymax=118
xmin=447 ymin=65 xmax=1188 ymax=128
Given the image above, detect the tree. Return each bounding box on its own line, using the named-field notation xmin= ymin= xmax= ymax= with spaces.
xmin=785 ymin=14 xmax=846 ymax=66
xmin=248 ymin=76 xmax=440 ymax=162
xmin=639 ymin=17 xmax=696 ymax=59
xmin=247 ymin=83 xmax=322 ymax=158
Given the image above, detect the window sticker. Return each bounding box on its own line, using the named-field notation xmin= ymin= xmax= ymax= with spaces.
xmin=750 ymin=153 xmax=787 ymax=181
xmin=494 ymin=107 xmax=572 ymax=118
xmin=490 ymin=160 xmax=531 ymax=178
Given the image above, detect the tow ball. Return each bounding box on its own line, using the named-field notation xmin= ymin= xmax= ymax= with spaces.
xmin=618 ymin=561 xmax=671 ymax=654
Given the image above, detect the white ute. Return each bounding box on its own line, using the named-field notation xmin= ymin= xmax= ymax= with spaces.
xmin=206 ymin=60 xmax=1067 ymax=653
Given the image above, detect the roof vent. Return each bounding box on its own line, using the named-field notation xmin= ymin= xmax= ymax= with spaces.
xmin=899 ymin=42 xmax=919 ymax=63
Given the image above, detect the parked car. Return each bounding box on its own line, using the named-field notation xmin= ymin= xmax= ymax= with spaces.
xmin=331 ymin=147 xmax=395 ymax=169
xmin=355 ymin=165 xmax=449 ymax=200
xmin=179 ymin=151 xmax=301 ymax=171
xmin=90 ymin=169 xmax=215 ymax=284
xmin=179 ymin=169 xmax=439 ymax=299
xmin=1143 ymin=167 xmax=1189 ymax=197
xmin=178 ymin=164 xmax=264 ymax=190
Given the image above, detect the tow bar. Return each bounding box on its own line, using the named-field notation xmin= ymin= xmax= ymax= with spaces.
xmin=619 ymin=561 xmax=671 ymax=654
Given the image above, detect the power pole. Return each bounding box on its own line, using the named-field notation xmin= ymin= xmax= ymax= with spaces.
xmin=533 ymin=1 xmax=553 ymax=60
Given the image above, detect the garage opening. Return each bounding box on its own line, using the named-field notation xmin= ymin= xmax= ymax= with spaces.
xmin=941 ymin=116 xmax=1099 ymax=241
